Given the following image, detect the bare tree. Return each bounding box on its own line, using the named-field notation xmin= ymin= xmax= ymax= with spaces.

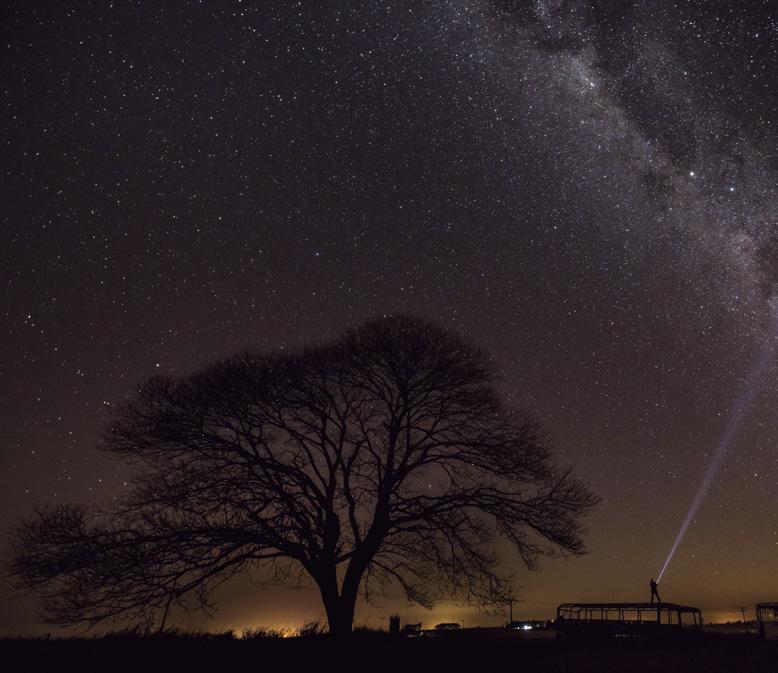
xmin=9 ymin=316 xmax=598 ymax=636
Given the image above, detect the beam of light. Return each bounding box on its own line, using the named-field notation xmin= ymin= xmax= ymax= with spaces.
xmin=657 ymin=303 xmax=778 ymax=583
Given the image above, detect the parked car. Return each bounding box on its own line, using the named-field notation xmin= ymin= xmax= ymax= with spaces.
xmin=433 ymin=622 xmax=462 ymax=631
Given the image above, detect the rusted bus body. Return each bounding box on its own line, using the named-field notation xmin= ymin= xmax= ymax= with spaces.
xmin=556 ymin=603 xmax=703 ymax=641
xmin=756 ymin=602 xmax=778 ymax=641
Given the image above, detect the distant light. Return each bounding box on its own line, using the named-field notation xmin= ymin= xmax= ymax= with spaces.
xmin=689 ymin=171 xmax=695 ymax=177
xmin=522 ymin=624 xmax=532 ymax=630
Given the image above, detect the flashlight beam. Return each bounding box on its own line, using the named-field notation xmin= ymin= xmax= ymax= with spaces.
xmin=657 ymin=310 xmax=778 ymax=583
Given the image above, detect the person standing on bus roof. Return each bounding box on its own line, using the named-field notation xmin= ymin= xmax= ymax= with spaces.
xmin=650 ymin=578 xmax=661 ymax=603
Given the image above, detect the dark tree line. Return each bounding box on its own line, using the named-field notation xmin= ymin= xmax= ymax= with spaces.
xmin=10 ymin=316 xmax=598 ymax=636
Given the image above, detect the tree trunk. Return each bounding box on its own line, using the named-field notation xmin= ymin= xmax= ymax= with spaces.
xmin=320 ymin=572 xmax=361 ymax=637
xmin=324 ymin=595 xmax=357 ymax=637
xmin=317 ymin=527 xmax=383 ymax=636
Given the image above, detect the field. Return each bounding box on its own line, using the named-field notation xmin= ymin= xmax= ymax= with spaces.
xmin=1 ymin=628 xmax=776 ymax=673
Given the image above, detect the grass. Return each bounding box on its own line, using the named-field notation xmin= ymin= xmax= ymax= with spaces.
xmin=1 ymin=627 xmax=775 ymax=673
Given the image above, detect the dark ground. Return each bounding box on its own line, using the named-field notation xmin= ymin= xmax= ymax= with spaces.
xmin=1 ymin=630 xmax=776 ymax=673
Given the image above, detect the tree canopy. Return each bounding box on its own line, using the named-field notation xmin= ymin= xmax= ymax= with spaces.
xmin=10 ymin=316 xmax=598 ymax=635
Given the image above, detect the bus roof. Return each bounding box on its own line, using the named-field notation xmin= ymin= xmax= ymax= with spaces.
xmin=558 ymin=602 xmax=700 ymax=613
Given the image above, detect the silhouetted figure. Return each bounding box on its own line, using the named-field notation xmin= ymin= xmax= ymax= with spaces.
xmin=650 ymin=578 xmax=661 ymax=603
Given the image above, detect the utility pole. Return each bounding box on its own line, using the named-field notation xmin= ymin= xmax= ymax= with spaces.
xmin=507 ymin=597 xmax=515 ymax=624
xmin=740 ymin=607 xmax=747 ymax=634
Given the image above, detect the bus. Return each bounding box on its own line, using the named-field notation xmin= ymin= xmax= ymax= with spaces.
xmin=556 ymin=602 xmax=703 ymax=642
xmin=756 ymin=602 xmax=778 ymax=641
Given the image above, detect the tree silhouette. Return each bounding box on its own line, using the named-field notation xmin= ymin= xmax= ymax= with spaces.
xmin=9 ymin=316 xmax=598 ymax=636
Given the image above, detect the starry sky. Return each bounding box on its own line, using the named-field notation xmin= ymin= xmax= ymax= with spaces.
xmin=2 ymin=0 xmax=778 ymax=634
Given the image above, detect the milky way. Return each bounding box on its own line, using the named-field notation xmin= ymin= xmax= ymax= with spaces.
xmin=2 ymin=1 xmax=778 ymax=631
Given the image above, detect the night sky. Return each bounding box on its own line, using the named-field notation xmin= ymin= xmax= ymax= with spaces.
xmin=2 ymin=1 xmax=778 ymax=634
